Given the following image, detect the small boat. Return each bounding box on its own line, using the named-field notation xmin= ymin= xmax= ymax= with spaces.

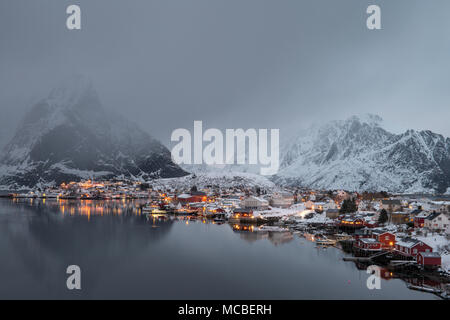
xmin=142 ymin=203 xmax=160 ymax=213
xmin=315 ymin=236 xmax=337 ymax=246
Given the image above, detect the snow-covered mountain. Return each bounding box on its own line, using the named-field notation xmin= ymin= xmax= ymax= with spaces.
xmin=275 ymin=114 xmax=450 ymax=193
xmin=0 ymin=75 xmax=187 ymax=188
xmin=2 ymin=80 xmax=448 ymax=194
xmin=154 ymin=172 xmax=276 ymax=191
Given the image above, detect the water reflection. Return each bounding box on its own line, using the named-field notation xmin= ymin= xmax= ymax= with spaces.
xmin=0 ymin=199 xmax=439 ymax=299
xmin=303 ymin=231 xmax=449 ymax=299
xmin=231 ymin=224 xmax=294 ymax=245
xmin=0 ymin=198 xmax=173 ymax=299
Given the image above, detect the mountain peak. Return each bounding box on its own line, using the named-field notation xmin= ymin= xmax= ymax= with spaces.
xmin=347 ymin=114 xmax=383 ymax=127
xmin=277 ymin=114 xmax=450 ymax=193
xmin=0 ymin=76 xmax=187 ymax=188
xmin=47 ymin=74 xmax=96 ymax=110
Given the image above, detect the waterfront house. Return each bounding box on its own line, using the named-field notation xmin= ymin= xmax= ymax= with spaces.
xmin=354 ymin=238 xmax=382 ymax=251
xmin=424 ymin=212 xmax=450 ymax=232
xmin=241 ymin=196 xmax=269 ymax=210
xmin=353 ymin=228 xmax=372 ymax=240
xmin=371 ymin=230 xmax=396 ymax=249
xmin=395 ymin=238 xmax=432 ymax=258
xmin=270 ymin=192 xmax=294 ymax=208
xmin=416 ymin=252 xmax=441 ymax=268
xmin=176 ymin=191 xmax=208 ymax=204
xmin=339 ymin=217 xmax=365 ymax=229
xmin=230 ymin=208 xmax=257 ymax=223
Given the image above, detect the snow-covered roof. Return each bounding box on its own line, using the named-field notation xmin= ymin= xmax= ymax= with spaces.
xmin=419 ymin=252 xmax=441 ymax=258
xmin=359 ymin=238 xmax=379 ymax=244
xmin=396 ymin=239 xmax=421 ymax=248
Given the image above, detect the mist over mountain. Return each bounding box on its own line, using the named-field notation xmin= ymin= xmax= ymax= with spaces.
xmin=1 ymin=75 xmax=449 ymax=195
xmin=275 ymin=114 xmax=450 ymax=194
xmin=0 ymin=75 xmax=187 ymax=188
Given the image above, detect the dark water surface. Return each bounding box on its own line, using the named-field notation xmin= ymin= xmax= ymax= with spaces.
xmin=0 ymin=198 xmax=437 ymax=299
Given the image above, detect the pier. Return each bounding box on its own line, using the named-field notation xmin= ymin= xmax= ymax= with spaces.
xmin=343 ymin=250 xmax=390 ymax=262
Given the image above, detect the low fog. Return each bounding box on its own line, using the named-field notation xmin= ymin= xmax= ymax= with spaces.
xmin=1 ymin=0 xmax=450 ymax=148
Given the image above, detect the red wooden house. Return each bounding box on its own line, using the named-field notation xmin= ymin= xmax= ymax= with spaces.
xmin=414 ymin=216 xmax=426 ymax=228
xmin=363 ymin=221 xmax=378 ymax=228
xmin=355 ymin=238 xmax=382 ymax=251
xmin=353 ymin=228 xmax=372 ymax=240
xmin=339 ymin=217 xmax=365 ymax=228
xmin=395 ymin=239 xmax=432 ymax=258
xmin=177 ymin=191 xmax=208 ymax=203
xmin=417 ymin=252 xmax=441 ymax=268
xmin=413 ymin=211 xmax=428 ymax=228
xmin=371 ymin=230 xmax=396 ymax=249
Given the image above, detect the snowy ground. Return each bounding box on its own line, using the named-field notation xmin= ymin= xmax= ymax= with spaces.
xmin=414 ymin=234 xmax=450 ymax=272
xmin=253 ymin=206 xmax=333 ymax=224
xmin=442 ymin=254 xmax=450 ymax=273
xmin=154 ymin=172 xmax=277 ymax=190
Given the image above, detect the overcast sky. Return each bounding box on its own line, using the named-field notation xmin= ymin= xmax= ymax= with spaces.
xmin=1 ymin=0 xmax=450 ymax=147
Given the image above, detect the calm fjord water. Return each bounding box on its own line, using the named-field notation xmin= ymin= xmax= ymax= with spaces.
xmin=0 ymin=199 xmax=435 ymax=299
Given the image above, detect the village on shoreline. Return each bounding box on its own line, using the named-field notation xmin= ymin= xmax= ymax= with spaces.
xmin=2 ymin=177 xmax=450 ymax=299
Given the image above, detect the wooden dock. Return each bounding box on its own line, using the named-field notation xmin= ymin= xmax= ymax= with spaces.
xmin=343 ymin=250 xmax=390 ymax=263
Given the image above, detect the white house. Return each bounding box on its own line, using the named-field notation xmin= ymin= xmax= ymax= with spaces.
xmin=241 ymin=196 xmax=269 ymax=210
xmin=305 ymin=200 xmax=336 ymax=212
xmin=424 ymin=212 xmax=450 ymax=231
xmin=270 ymin=192 xmax=294 ymax=208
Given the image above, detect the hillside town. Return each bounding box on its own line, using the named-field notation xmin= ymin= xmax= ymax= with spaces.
xmin=3 ymin=178 xmax=450 ymax=298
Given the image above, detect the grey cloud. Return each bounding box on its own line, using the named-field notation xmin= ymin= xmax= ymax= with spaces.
xmin=1 ymin=0 xmax=449 ymax=147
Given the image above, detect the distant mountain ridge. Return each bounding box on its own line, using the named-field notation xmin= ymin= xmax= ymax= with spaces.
xmin=0 ymin=75 xmax=187 ymax=188
xmin=2 ymin=79 xmax=449 ymax=194
xmin=275 ymin=114 xmax=450 ymax=193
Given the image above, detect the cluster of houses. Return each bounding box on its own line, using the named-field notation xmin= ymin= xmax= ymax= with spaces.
xmin=8 ymin=180 xmax=154 ymax=200
xmin=325 ymin=198 xmax=450 ymax=269
xmin=326 ymin=198 xmax=450 ymax=233
xmin=6 ymin=180 xmax=450 ymax=270
xmin=353 ymin=229 xmax=442 ymax=268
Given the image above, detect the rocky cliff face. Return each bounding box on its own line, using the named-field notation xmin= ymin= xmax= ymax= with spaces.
xmin=275 ymin=114 xmax=450 ymax=193
xmin=0 ymin=75 xmax=187 ymax=188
